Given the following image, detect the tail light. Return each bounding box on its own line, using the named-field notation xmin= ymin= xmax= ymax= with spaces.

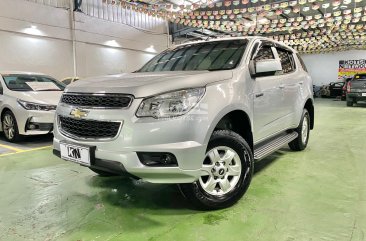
xmin=347 ymin=81 xmax=352 ymax=93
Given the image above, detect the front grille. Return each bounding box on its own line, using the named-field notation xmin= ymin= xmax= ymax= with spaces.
xmin=61 ymin=93 xmax=132 ymax=108
xmin=59 ymin=116 xmax=121 ymax=139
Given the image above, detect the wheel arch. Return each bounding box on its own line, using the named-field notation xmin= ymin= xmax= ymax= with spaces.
xmin=0 ymin=107 xmax=13 ymax=131
xmin=206 ymin=109 xmax=253 ymax=151
xmin=304 ymin=98 xmax=314 ymax=130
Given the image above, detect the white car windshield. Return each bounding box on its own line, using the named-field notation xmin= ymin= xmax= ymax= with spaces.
xmin=138 ymin=39 xmax=248 ymax=72
xmin=2 ymin=74 xmax=65 ymax=91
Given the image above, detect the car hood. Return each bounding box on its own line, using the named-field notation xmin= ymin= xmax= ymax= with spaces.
xmin=9 ymin=91 xmax=63 ymax=105
xmin=65 ymin=71 xmax=233 ymax=97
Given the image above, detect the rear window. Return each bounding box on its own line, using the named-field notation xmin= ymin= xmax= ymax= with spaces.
xmin=296 ymin=53 xmax=308 ymax=72
xmin=353 ymin=74 xmax=366 ymax=81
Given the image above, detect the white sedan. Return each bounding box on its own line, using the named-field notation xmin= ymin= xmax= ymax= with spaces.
xmin=0 ymin=71 xmax=65 ymax=142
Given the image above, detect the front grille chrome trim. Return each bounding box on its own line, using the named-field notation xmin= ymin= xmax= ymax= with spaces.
xmin=58 ymin=115 xmax=123 ymax=142
xmin=61 ymin=92 xmax=134 ymax=109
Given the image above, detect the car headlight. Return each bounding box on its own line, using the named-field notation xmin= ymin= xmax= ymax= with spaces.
xmin=136 ymin=88 xmax=205 ymax=118
xmin=17 ymin=99 xmax=57 ymax=111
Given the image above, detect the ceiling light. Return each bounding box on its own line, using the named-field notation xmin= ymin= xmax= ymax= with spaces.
xmin=146 ymin=45 xmax=157 ymax=53
xmin=23 ymin=26 xmax=43 ymax=36
xmin=105 ymin=40 xmax=120 ymax=47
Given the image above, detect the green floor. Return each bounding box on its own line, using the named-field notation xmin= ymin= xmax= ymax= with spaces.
xmin=0 ymin=99 xmax=365 ymax=241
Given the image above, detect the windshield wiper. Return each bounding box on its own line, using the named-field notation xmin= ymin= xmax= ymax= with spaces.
xmin=37 ymin=89 xmax=62 ymax=91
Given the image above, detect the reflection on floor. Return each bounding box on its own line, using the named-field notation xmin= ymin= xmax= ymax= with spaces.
xmin=0 ymin=99 xmax=365 ymax=241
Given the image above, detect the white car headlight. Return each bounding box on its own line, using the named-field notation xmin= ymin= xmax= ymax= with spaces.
xmin=17 ymin=99 xmax=57 ymax=111
xmin=136 ymin=88 xmax=205 ymax=118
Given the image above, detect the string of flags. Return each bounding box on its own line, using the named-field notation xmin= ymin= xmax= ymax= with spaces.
xmin=101 ymin=0 xmax=366 ymax=53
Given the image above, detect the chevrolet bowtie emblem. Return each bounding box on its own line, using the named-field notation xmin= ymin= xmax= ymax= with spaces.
xmin=70 ymin=108 xmax=89 ymax=118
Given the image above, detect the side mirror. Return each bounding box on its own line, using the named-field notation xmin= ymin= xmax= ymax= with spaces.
xmin=0 ymin=87 xmax=3 ymax=95
xmin=250 ymin=59 xmax=282 ymax=77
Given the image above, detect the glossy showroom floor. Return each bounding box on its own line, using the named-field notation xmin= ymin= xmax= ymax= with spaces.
xmin=0 ymin=99 xmax=365 ymax=241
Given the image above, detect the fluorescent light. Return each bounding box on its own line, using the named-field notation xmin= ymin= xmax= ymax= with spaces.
xmin=146 ymin=45 xmax=156 ymax=53
xmin=105 ymin=40 xmax=120 ymax=47
xmin=23 ymin=26 xmax=43 ymax=36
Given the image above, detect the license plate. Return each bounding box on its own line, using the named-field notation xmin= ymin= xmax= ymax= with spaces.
xmin=362 ymin=93 xmax=366 ymax=97
xmin=60 ymin=142 xmax=91 ymax=166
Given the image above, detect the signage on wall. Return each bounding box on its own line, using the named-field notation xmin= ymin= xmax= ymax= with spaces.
xmin=338 ymin=59 xmax=366 ymax=80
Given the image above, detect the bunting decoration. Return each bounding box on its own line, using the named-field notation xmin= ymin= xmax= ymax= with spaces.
xmin=101 ymin=0 xmax=366 ymax=54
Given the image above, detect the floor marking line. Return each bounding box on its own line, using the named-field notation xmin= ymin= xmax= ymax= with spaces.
xmin=0 ymin=145 xmax=52 ymax=157
xmin=0 ymin=144 xmax=23 ymax=152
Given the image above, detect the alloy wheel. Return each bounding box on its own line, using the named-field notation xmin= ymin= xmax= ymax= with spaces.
xmin=3 ymin=114 xmax=15 ymax=140
xmin=199 ymin=146 xmax=242 ymax=196
xmin=301 ymin=116 xmax=309 ymax=144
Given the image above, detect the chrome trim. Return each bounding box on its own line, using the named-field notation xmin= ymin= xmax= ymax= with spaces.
xmin=57 ymin=115 xmax=123 ymax=142
xmin=61 ymin=92 xmax=134 ymax=109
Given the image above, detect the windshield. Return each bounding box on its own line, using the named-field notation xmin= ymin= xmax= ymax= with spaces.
xmin=2 ymin=74 xmax=65 ymax=91
xmin=138 ymin=39 xmax=248 ymax=72
xmin=353 ymin=74 xmax=366 ymax=81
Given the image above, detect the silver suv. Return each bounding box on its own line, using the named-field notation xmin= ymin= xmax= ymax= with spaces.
xmin=53 ymin=37 xmax=314 ymax=210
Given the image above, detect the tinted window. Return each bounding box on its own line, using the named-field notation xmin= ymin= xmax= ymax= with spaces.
xmin=254 ymin=46 xmax=274 ymax=61
xmin=296 ymin=53 xmax=308 ymax=72
xmin=277 ymin=48 xmax=295 ymax=74
xmin=63 ymin=78 xmax=72 ymax=85
xmin=138 ymin=40 xmax=248 ymax=72
xmin=353 ymin=74 xmax=366 ymax=81
xmin=3 ymin=75 xmax=65 ymax=91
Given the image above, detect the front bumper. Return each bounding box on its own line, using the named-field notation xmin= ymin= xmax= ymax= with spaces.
xmin=53 ymin=137 xmax=205 ymax=183
xmin=14 ymin=108 xmax=55 ymax=135
xmin=52 ymin=100 xmax=210 ymax=184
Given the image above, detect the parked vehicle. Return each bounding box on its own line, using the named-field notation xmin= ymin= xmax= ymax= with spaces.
xmin=61 ymin=77 xmax=79 ymax=85
xmin=0 ymin=71 xmax=65 ymax=142
xmin=346 ymin=73 xmax=366 ymax=106
xmin=320 ymin=82 xmax=345 ymax=98
xmin=329 ymin=82 xmax=345 ymax=98
xmin=53 ymin=37 xmax=314 ymax=210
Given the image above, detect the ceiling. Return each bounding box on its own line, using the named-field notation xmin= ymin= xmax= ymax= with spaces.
xmin=118 ymin=0 xmax=366 ymax=53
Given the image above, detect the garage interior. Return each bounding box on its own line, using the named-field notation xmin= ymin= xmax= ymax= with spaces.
xmin=0 ymin=0 xmax=366 ymax=240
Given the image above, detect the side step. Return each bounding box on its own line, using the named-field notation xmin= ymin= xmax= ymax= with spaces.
xmin=254 ymin=132 xmax=298 ymax=160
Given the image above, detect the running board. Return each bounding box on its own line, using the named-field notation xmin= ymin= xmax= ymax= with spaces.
xmin=254 ymin=132 xmax=298 ymax=160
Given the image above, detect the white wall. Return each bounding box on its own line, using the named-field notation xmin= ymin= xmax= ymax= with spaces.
xmin=0 ymin=0 xmax=167 ymax=79
xmin=301 ymin=50 xmax=366 ymax=86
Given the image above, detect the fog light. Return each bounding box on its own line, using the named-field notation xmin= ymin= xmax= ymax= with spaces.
xmin=137 ymin=152 xmax=178 ymax=167
xmin=29 ymin=124 xmax=37 ymax=130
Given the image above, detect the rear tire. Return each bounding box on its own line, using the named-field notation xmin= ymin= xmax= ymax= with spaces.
xmin=89 ymin=167 xmax=119 ymax=177
xmin=289 ymin=109 xmax=310 ymax=151
xmin=2 ymin=111 xmax=22 ymax=142
xmin=179 ymin=130 xmax=254 ymax=210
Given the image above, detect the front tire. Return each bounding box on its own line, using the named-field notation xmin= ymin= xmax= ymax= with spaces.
xmin=179 ymin=130 xmax=254 ymax=210
xmin=289 ymin=109 xmax=310 ymax=151
xmin=2 ymin=111 xmax=22 ymax=142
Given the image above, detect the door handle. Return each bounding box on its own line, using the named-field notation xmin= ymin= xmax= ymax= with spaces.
xmin=299 ymin=81 xmax=304 ymax=85
xmin=279 ymin=84 xmax=285 ymax=89
xmin=255 ymin=93 xmax=264 ymax=98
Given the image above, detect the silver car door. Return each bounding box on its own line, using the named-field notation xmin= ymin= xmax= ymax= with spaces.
xmin=252 ymin=43 xmax=284 ymax=142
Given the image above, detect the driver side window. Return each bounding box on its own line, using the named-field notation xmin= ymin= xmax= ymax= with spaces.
xmin=254 ymin=46 xmax=275 ymax=61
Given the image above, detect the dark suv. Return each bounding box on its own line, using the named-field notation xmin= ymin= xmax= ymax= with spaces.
xmin=346 ymin=74 xmax=366 ymax=107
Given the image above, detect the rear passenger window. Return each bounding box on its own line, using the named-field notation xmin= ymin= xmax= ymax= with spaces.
xmin=276 ymin=48 xmax=295 ymax=74
xmin=254 ymin=46 xmax=275 ymax=61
